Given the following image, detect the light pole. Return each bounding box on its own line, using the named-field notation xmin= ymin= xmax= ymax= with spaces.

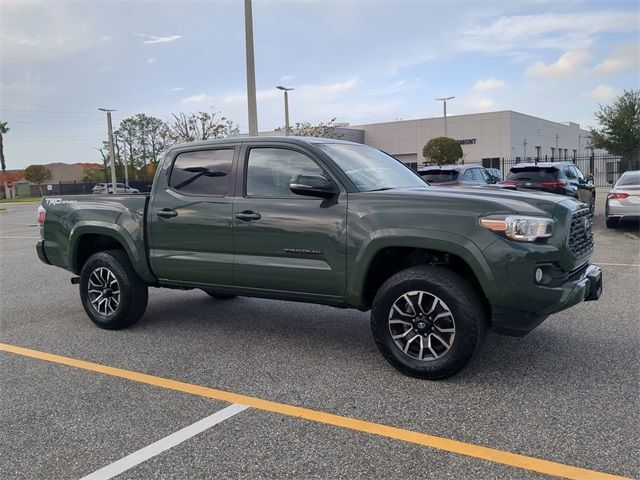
xmin=523 ymin=137 xmax=528 ymax=159
xmin=276 ymin=86 xmax=294 ymax=136
xmin=99 ymin=108 xmax=117 ymax=194
xmin=244 ymin=0 xmax=258 ymax=136
xmin=435 ymin=96 xmax=454 ymax=137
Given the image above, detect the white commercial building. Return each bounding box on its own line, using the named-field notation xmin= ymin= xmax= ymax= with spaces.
xmin=342 ymin=110 xmax=596 ymax=169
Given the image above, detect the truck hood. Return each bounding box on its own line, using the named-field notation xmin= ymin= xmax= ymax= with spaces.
xmin=369 ymin=186 xmax=584 ymax=217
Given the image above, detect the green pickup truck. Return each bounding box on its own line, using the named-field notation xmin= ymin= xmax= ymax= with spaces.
xmin=36 ymin=137 xmax=602 ymax=379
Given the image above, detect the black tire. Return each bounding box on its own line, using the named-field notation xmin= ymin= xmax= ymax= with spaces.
xmin=605 ymin=217 xmax=617 ymax=228
xmin=371 ymin=265 xmax=487 ymax=380
xmin=202 ymin=290 xmax=237 ymax=300
xmin=79 ymin=250 xmax=148 ymax=330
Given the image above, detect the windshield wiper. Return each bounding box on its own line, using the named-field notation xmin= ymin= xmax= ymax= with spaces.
xmin=367 ymin=187 xmax=395 ymax=192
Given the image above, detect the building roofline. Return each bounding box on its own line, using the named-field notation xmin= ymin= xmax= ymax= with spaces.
xmin=351 ymin=110 xmax=585 ymax=130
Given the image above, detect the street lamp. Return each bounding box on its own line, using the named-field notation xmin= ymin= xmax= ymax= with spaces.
xmin=277 ymin=85 xmax=294 ymax=136
xmin=435 ymin=96 xmax=454 ymax=137
xmin=99 ymin=108 xmax=117 ymax=194
xmin=244 ymin=0 xmax=258 ymax=136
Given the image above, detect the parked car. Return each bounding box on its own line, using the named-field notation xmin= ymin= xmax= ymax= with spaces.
xmin=502 ymin=162 xmax=595 ymax=213
xmin=418 ymin=165 xmax=498 ymax=186
xmin=605 ymin=170 xmax=640 ymax=228
xmin=486 ymin=168 xmax=503 ymax=182
xmin=92 ymin=183 xmax=140 ymax=194
xmin=36 ymin=137 xmax=602 ymax=380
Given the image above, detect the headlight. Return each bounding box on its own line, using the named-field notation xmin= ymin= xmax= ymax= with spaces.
xmin=480 ymin=215 xmax=554 ymax=242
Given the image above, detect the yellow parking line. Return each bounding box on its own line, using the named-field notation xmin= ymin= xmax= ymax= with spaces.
xmin=0 ymin=342 xmax=630 ymax=480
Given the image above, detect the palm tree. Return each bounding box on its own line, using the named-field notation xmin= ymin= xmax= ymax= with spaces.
xmin=0 ymin=121 xmax=8 ymax=198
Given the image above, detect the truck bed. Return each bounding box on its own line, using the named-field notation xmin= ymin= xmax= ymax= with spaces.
xmin=39 ymin=194 xmax=153 ymax=282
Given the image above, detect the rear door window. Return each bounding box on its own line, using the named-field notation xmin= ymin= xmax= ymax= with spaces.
xmin=507 ymin=167 xmax=559 ymax=182
xmin=169 ymin=148 xmax=234 ymax=196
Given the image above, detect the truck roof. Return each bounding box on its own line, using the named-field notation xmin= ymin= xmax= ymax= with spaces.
xmin=165 ymin=135 xmax=361 ymax=152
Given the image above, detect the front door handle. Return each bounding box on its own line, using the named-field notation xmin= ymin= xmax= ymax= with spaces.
xmin=235 ymin=211 xmax=262 ymax=221
xmin=157 ymin=209 xmax=178 ymax=218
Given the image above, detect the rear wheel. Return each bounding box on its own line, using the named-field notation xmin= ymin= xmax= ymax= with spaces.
xmin=79 ymin=250 xmax=148 ymax=329
xmin=606 ymin=217 xmax=618 ymax=228
xmin=371 ymin=266 xmax=487 ymax=380
xmin=202 ymin=290 xmax=237 ymax=300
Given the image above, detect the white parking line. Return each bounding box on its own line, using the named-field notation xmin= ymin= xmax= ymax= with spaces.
xmin=79 ymin=403 xmax=248 ymax=480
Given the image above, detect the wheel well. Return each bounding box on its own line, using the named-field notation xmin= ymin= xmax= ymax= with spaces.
xmin=362 ymin=247 xmax=489 ymax=314
xmin=74 ymin=234 xmax=125 ymax=274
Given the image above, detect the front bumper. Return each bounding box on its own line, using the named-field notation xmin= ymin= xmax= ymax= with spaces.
xmin=491 ymin=264 xmax=602 ymax=336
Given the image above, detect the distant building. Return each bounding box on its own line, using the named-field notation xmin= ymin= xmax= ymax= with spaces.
xmin=261 ymin=110 xmax=603 ymax=170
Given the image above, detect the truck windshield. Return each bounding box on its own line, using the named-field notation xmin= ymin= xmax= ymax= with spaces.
xmin=318 ymin=143 xmax=427 ymax=192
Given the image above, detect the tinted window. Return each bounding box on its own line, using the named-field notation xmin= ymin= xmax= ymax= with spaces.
xmin=463 ymin=169 xmax=476 ymax=180
xmin=564 ymin=166 xmax=577 ymax=179
xmin=476 ymin=168 xmax=492 ymax=182
xmin=507 ymin=167 xmax=559 ymax=182
xmin=572 ymin=165 xmax=585 ymax=180
xmin=617 ymin=172 xmax=640 ymax=186
xmin=169 ymin=149 xmax=233 ymax=196
xmin=420 ymin=170 xmax=459 ymax=183
xmin=246 ymin=148 xmax=323 ymax=197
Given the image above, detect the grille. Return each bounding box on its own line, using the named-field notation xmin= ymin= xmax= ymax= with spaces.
xmin=568 ymin=209 xmax=594 ymax=257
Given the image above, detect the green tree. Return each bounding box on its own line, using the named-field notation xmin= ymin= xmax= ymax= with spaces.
xmin=24 ymin=164 xmax=52 ymax=196
xmin=96 ymin=114 xmax=168 ymax=182
xmin=589 ymin=89 xmax=640 ymax=170
xmin=0 ymin=121 xmax=8 ymax=198
xmin=163 ymin=107 xmax=239 ymax=143
xmin=422 ymin=137 xmax=463 ymax=165
xmin=83 ymin=167 xmax=108 ymax=183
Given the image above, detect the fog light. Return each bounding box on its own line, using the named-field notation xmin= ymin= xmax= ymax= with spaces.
xmin=535 ymin=268 xmax=544 ymax=283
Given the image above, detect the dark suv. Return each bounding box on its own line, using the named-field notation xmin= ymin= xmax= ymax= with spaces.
xmin=503 ymin=162 xmax=595 ymax=213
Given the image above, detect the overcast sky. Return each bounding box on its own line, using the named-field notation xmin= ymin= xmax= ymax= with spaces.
xmin=1 ymin=0 xmax=638 ymax=169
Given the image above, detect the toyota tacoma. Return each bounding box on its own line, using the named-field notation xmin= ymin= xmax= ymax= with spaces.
xmin=36 ymin=137 xmax=602 ymax=379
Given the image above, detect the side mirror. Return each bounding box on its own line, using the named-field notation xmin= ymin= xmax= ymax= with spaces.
xmin=587 ymin=175 xmax=594 ymax=183
xmin=290 ymin=174 xmax=337 ymax=199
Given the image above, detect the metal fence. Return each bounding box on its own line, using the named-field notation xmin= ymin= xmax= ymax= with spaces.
xmin=471 ymin=154 xmax=636 ymax=188
xmin=29 ymin=180 xmax=154 ymax=197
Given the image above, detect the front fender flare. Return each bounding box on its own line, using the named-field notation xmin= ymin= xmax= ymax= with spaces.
xmin=346 ymin=228 xmax=496 ymax=308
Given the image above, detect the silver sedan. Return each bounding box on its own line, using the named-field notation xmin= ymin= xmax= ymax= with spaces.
xmin=605 ymin=170 xmax=640 ymax=228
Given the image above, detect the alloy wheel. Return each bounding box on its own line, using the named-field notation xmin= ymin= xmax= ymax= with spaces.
xmin=88 ymin=267 xmax=121 ymax=316
xmin=388 ymin=290 xmax=456 ymax=361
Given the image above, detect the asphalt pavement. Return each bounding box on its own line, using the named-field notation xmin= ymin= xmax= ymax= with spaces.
xmin=0 ymin=198 xmax=638 ymax=480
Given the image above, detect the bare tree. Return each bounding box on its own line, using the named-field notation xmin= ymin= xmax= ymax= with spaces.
xmin=164 ymin=107 xmax=239 ymax=143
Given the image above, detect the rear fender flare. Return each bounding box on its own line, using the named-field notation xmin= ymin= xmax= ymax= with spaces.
xmin=69 ymin=222 xmax=155 ymax=283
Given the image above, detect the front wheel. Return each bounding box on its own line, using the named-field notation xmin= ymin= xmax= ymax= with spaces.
xmin=79 ymin=250 xmax=148 ymax=330
xmin=370 ymin=266 xmax=487 ymax=380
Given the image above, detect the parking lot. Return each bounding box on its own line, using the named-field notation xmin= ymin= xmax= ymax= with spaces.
xmin=1 ymin=197 xmax=638 ymax=480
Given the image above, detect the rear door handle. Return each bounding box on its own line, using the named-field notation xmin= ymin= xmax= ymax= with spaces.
xmin=235 ymin=211 xmax=262 ymax=221
xmin=157 ymin=209 xmax=178 ymax=218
